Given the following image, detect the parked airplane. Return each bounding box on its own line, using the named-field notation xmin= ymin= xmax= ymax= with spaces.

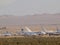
xmin=17 ymin=26 xmax=46 ymax=36
xmin=42 ymin=26 xmax=60 ymax=35
xmin=1 ymin=31 xmax=12 ymax=36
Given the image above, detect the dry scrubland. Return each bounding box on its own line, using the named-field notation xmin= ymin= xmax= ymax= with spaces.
xmin=0 ymin=25 xmax=60 ymax=45
xmin=0 ymin=36 xmax=60 ymax=45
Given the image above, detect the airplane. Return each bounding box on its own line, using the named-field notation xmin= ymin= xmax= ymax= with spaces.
xmin=17 ymin=26 xmax=46 ymax=36
xmin=42 ymin=26 xmax=60 ymax=36
xmin=1 ymin=31 xmax=12 ymax=36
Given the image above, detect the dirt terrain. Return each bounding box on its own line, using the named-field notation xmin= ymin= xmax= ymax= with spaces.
xmin=0 ymin=24 xmax=60 ymax=34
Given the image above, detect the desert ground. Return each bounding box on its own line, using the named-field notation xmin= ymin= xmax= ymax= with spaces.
xmin=0 ymin=24 xmax=60 ymax=34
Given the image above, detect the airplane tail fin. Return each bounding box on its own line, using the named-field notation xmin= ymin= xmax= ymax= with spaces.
xmin=25 ymin=26 xmax=32 ymax=32
xmin=41 ymin=25 xmax=46 ymax=34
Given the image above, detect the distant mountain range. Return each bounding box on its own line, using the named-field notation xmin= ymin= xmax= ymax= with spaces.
xmin=0 ymin=13 xmax=60 ymax=25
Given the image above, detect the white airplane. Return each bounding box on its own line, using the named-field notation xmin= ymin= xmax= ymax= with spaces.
xmin=42 ymin=26 xmax=60 ymax=35
xmin=18 ymin=26 xmax=45 ymax=36
xmin=1 ymin=31 xmax=12 ymax=36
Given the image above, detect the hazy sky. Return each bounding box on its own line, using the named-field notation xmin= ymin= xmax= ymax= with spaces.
xmin=0 ymin=0 xmax=60 ymax=16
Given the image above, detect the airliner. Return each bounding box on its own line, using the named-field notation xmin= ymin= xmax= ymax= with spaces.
xmin=17 ymin=26 xmax=46 ymax=36
xmin=42 ymin=26 xmax=60 ymax=35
